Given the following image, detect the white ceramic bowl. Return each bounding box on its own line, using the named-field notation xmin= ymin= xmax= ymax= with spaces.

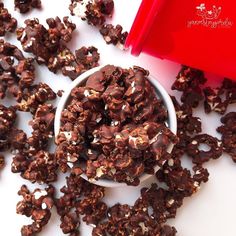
xmin=54 ymin=65 xmax=177 ymax=188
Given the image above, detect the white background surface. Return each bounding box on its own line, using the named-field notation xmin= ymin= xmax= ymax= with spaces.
xmin=1 ymin=0 xmax=236 ymax=235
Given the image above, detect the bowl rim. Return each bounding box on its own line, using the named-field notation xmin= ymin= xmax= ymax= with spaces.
xmin=54 ymin=65 xmax=177 ymax=188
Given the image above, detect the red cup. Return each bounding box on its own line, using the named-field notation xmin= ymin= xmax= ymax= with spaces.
xmin=126 ymin=0 xmax=236 ymax=80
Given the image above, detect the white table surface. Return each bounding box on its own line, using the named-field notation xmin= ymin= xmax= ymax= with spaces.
xmin=1 ymin=1 xmax=236 ymax=235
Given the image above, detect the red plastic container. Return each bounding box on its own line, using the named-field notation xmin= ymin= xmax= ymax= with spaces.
xmin=126 ymin=0 xmax=236 ymax=80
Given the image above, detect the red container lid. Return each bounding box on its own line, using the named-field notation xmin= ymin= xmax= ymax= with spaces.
xmin=126 ymin=0 xmax=236 ymax=80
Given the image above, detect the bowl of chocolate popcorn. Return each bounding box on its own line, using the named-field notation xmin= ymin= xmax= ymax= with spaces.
xmin=55 ymin=65 xmax=177 ymax=187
